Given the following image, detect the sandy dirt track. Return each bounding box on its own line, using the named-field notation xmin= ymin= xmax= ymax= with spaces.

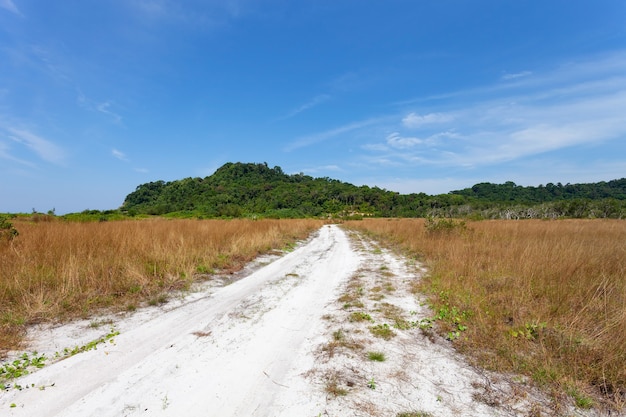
xmin=0 ymin=225 xmax=605 ymax=416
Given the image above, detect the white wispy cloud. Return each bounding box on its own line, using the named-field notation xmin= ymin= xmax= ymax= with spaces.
xmin=5 ymin=127 xmax=66 ymax=164
xmin=385 ymin=132 xmax=422 ymax=149
xmin=112 ymin=148 xmax=129 ymax=161
xmin=0 ymin=141 xmax=36 ymax=167
xmin=364 ymin=50 xmax=626 ymax=170
xmin=96 ymin=101 xmax=123 ymax=123
xmin=0 ymin=0 xmax=21 ymax=15
xmin=279 ymin=94 xmax=331 ymax=120
xmin=384 ymin=130 xmax=460 ymax=150
xmin=501 ymin=70 xmax=532 ymax=80
xmin=284 ymin=116 xmax=391 ymax=151
xmin=77 ymin=91 xmax=123 ymax=124
xmin=402 ymin=112 xmax=453 ymax=128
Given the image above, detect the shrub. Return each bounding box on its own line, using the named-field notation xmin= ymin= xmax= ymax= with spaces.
xmin=0 ymin=216 xmax=18 ymax=242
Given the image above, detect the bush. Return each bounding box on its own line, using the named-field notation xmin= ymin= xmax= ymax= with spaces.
xmin=0 ymin=216 xmax=18 ymax=242
xmin=424 ymin=216 xmax=467 ymax=234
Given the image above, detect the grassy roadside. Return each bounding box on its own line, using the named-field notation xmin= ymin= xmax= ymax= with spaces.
xmin=344 ymin=218 xmax=626 ymax=412
xmin=0 ymin=218 xmax=324 ymax=356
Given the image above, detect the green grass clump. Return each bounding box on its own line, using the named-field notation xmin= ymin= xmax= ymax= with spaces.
xmin=367 ymin=351 xmax=386 ymax=362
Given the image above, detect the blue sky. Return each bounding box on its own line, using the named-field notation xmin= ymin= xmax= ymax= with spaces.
xmin=1 ymin=1 xmax=626 ymax=213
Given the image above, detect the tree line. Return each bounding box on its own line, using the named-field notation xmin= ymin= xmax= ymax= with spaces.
xmin=120 ymin=162 xmax=626 ymax=219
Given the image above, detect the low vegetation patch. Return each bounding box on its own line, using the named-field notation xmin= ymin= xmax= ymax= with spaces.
xmin=320 ymin=329 xmax=364 ymax=359
xmin=345 ymin=218 xmax=626 ymax=411
xmin=349 ymin=311 xmax=373 ymax=322
xmin=369 ymin=323 xmax=396 ymax=340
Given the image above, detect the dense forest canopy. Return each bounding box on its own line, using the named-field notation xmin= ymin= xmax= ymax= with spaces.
xmin=451 ymin=179 xmax=626 ymax=202
xmin=121 ymin=162 xmax=626 ymax=219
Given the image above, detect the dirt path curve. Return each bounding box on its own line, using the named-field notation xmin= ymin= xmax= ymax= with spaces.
xmin=1 ymin=225 xmax=593 ymax=416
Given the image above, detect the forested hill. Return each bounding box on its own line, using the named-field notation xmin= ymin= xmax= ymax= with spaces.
xmin=121 ymin=162 xmax=626 ymax=219
xmin=122 ymin=162 xmax=414 ymax=217
xmin=450 ymin=179 xmax=626 ymax=202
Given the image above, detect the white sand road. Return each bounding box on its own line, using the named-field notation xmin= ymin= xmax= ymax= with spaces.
xmin=0 ymin=225 xmax=606 ymax=416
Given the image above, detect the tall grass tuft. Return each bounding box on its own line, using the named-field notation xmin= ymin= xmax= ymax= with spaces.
xmin=345 ymin=218 xmax=626 ymax=410
xmin=0 ymin=218 xmax=323 ymax=355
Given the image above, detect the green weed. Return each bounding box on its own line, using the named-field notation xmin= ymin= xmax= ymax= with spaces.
xmin=509 ymin=322 xmax=546 ymax=340
xmin=0 ymin=352 xmax=46 ymax=382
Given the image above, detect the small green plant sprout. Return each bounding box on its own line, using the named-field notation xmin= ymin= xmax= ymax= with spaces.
xmin=332 ymin=329 xmax=345 ymax=341
xmin=367 ymin=377 xmax=376 ymax=389
xmin=509 ymin=321 xmax=547 ymax=340
xmin=367 ymin=351 xmax=386 ymax=362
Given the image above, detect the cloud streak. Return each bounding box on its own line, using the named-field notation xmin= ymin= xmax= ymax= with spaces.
xmin=0 ymin=141 xmax=36 ymax=167
xmin=0 ymin=0 xmax=21 ymax=15
xmin=77 ymin=91 xmax=123 ymax=124
xmin=5 ymin=127 xmax=66 ymax=164
xmin=501 ymin=70 xmax=532 ymax=80
xmin=284 ymin=116 xmax=390 ymax=151
xmin=279 ymin=94 xmax=331 ymax=120
xmin=112 ymin=148 xmax=129 ymax=161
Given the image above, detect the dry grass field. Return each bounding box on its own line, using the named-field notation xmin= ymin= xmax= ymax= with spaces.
xmin=345 ymin=218 xmax=626 ymax=411
xmin=0 ymin=218 xmax=324 ymax=356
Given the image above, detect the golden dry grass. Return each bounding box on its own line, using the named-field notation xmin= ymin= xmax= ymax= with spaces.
xmin=345 ymin=218 xmax=626 ymax=410
xmin=0 ymin=218 xmax=324 ymax=356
